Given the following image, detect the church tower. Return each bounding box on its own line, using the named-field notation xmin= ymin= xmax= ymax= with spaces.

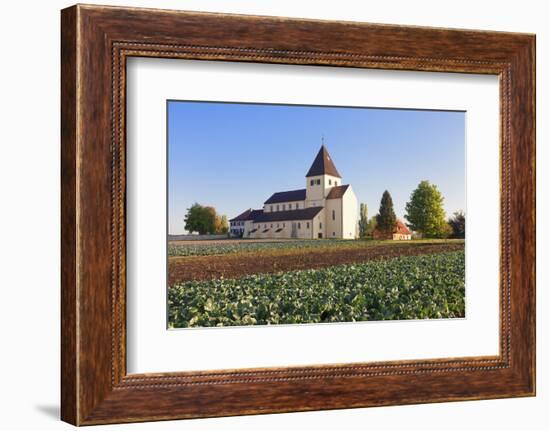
xmin=305 ymin=145 xmax=342 ymax=206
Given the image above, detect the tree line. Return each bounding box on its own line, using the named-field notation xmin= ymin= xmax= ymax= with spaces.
xmin=183 ymin=203 xmax=229 ymax=235
xmin=359 ymin=180 xmax=465 ymax=239
xmin=183 ymin=180 xmax=465 ymax=239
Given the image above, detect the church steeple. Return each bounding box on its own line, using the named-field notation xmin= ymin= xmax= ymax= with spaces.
xmin=305 ymin=145 xmax=342 ymax=178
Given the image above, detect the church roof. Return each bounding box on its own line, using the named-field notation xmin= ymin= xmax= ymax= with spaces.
xmin=264 ymin=188 xmax=307 ymax=204
xmin=229 ymin=208 xmax=252 ymax=222
xmin=229 ymin=208 xmax=263 ymax=222
xmin=305 ymin=145 xmax=342 ymax=178
xmin=326 ymin=184 xmax=350 ymax=199
xmin=253 ymin=206 xmax=323 ymax=223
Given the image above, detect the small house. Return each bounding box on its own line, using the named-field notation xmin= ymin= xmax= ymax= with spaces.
xmin=373 ymin=219 xmax=412 ymax=241
xmin=392 ymin=220 xmax=412 ymax=240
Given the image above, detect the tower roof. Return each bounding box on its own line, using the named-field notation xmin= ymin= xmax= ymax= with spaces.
xmin=305 ymin=145 xmax=341 ymax=178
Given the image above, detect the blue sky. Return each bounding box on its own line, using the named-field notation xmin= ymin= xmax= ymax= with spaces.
xmin=168 ymin=101 xmax=465 ymax=234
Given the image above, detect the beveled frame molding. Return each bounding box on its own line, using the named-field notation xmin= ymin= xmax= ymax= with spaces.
xmin=61 ymin=4 xmax=535 ymax=425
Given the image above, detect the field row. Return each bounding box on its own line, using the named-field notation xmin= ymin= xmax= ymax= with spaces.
xmin=168 ymin=238 xmax=462 ymax=257
xmin=168 ymin=250 xmax=465 ymax=328
xmin=168 ymin=238 xmax=357 ymax=256
xmin=168 ymin=241 xmax=464 ymax=284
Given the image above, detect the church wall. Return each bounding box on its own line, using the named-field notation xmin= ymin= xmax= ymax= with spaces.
xmin=305 ymin=199 xmax=324 ymax=209
xmin=264 ymin=201 xmax=305 ymax=213
xmin=273 ymin=221 xmax=289 ymax=239
xmin=305 ymin=174 xmax=341 ymax=202
xmin=295 ymin=219 xmax=314 ymax=239
xmin=311 ymin=209 xmax=326 ymax=239
xmin=243 ymin=220 xmax=254 ymax=237
xmin=325 ymin=198 xmax=342 ymax=239
xmin=322 ymin=175 xmax=342 ymax=196
xmin=247 ymin=218 xmax=315 ymax=239
xmin=306 ymin=175 xmax=325 ymax=201
xmin=341 ymin=186 xmax=359 ymax=239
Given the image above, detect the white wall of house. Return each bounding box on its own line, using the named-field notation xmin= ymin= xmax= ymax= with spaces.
xmin=323 ymin=175 xmax=342 ymax=196
xmin=325 ymin=198 xmax=342 ymax=239
xmin=230 ymin=220 xmax=247 ymax=236
xmin=341 ymin=186 xmax=359 ymax=239
xmin=305 ymin=199 xmax=324 ymax=209
xmin=311 ymin=209 xmax=326 ymax=239
xmin=305 ymin=175 xmax=324 ymax=201
xmin=272 ymin=222 xmax=288 ymax=239
xmin=264 ymin=201 xmax=305 ymax=213
xmin=294 ymin=220 xmax=313 ymax=239
xmin=248 ymin=219 xmax=315 ymax=239
xmin=243 ymin=220 xmax=255 ymax=237
xmin=305 ymin=174 xmax=341 ymax=202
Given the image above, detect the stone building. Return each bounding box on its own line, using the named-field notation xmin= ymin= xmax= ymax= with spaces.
xmin=229 ymin=146 xmax=358 ymax=239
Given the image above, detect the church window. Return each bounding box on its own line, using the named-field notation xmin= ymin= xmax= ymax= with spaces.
xmin=329 ymin=179 xmax=332 ymax=185
xmin=320 ymin=222 xmax=323 ymax=229
xmin=316 ymin=179 xmax=321 ymax=185
xmin=310 ymin=179 xmax=314 ymax=186
xmin=283 ymin=204 xmax=286 ymax=210
xmin=306 ymin=222 xmax=310 ymax=229
xmin=333 ymin=232 xmax=335 ymax=236
xmin=298 ymin=223 xmax=301 ymax=229
xmin=295 ymin=203 xmax=299 ymax=209
xmin=332 ymin=210 xmax=335 ymax=220
xmin=335 ymin=181 xmax=338 ymax=186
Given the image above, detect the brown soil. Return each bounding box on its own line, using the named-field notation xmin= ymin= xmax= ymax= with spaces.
xmin=168 ymin=242 xmax=464 ymax=286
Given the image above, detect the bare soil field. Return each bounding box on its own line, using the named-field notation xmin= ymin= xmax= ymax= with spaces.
xmin=168 ymin=241 xmax=464 ymax=285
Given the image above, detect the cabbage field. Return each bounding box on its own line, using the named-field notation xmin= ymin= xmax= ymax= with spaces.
xmin=168 ymin=250 xmax=465 ymax=328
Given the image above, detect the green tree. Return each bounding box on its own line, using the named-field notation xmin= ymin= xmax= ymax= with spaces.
xmin=365 ymin=216 xmax=377 ymax=238
xmin=405 ymin=180 xmax=449 ymax=238
xmin=376 ymin=190 xmax=397 ymax=235
xmin=358 ymin=203 xmax=369 ymax=238
xmin=448 ymin=210 xmax=465 ymax=239
xmin=215 ymin=214 xmax=229 ymax=234
xmin=184 ymin=203 xmax=216 ymax=234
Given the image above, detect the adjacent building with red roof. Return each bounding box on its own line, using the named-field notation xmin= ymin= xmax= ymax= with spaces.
xmin=372 ymin=219 xmax=412 ymax=241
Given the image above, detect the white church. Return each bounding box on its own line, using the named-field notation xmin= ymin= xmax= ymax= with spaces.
xmin=230 ymin=146 xmax=358 ymax=239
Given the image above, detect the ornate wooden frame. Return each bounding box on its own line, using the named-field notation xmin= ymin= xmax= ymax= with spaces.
xmin=61 ymin=4 xmax=535 ymax=425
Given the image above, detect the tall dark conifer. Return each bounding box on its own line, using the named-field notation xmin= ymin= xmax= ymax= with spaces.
xmin=376 ymin=190 xmax=397 ymax=235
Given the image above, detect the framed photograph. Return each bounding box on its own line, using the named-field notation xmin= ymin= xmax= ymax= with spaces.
xmin=61 ymin=4 xmax=535 ymax=425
